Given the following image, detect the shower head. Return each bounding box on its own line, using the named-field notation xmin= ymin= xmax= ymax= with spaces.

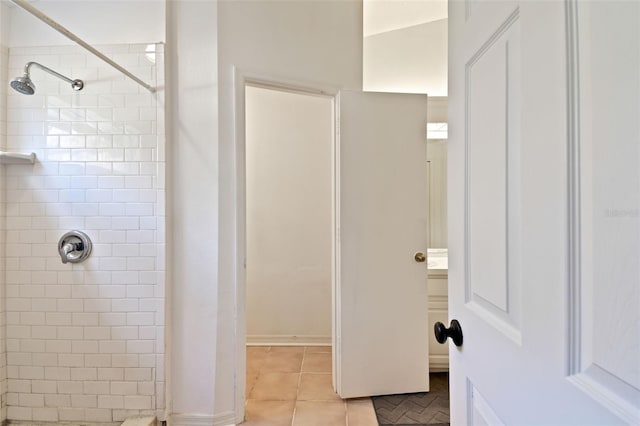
xmin=10 ymin=75 xmax=36 ymax=95
xmin=9 ymin=62 xmax=84 ymax=95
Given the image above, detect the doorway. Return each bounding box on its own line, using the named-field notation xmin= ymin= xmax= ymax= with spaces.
xmin=244 ymin=85 xmax=333 ymax=348
xmin=242 ymin=83 xmax=370 ymax=424
xmin=235 ymin=79 xmax=431 ymax=424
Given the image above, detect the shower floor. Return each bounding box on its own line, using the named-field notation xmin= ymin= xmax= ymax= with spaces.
xmin=244 ymin=345 xmax=378 ymax=425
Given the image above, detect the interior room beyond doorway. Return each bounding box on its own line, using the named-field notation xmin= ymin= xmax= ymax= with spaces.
xmin=245 ymin=85 xmax=333 ymax=347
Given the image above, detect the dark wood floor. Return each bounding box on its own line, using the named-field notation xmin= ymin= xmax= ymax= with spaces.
xmin=372 ymin=373 xmax=450 ymax=426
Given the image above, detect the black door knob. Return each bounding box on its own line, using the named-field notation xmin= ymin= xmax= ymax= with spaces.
xmin=434 ymin=319 xmax=463 ymax=347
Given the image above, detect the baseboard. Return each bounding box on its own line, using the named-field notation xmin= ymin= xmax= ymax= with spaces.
xmin=7 ymin=422 xmax=118 ymax=426
xmin=246 ymin=335 xmax=331 ymax=346
xmin=429 ymin=352 xmax=449 ymax=373
xmin=430 ymin=358 xmax=450 ymax=373
xmin=169 ymin=412 xmax=236 ymax=426
xmin=213 ymin=412 xmax=238 ymax=426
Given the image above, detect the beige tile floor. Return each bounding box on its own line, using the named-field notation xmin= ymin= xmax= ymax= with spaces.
xmin=244 ymin=346 xmax=379 ymax=426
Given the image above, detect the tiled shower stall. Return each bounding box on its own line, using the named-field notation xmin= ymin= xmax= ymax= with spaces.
xmin=0 ymin=42 xmax=166 ymax=423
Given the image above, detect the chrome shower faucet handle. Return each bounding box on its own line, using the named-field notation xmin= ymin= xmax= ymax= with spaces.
xmin=58 ymin=230 xmax=92 ymax=264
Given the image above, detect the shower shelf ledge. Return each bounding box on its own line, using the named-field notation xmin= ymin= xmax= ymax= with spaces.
xmin=0 ymin=151 xmax=36 ymax=164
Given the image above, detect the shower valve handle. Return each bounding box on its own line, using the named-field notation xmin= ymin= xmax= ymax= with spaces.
xmin=58 ymin=231 xmax=92 ymax=264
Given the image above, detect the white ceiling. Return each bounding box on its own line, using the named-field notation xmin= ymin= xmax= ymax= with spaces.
xmin=363 ymin=0 xmax=448 ymax=37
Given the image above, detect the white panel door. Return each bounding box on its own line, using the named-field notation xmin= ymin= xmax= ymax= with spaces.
xmin=448 ymin=0 xmax=639 ymax=424
xmin=335 ymin=91 xmax=429 ymax=398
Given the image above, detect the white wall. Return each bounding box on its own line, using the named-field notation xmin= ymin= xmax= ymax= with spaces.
xmin=427 ymin=97 xmax=448 ymax=249
xmin=363 ymin=19 xmax=448 ymax=96
xmin=8 ymin=0 xmax=165 ymax=46
xmin=1 ymin=1 xmax=10 ymax=45
xmin=245 ymin=86 xmax=332 ymax=345
xmin=427 ymin=140 xmax=447 ymax=248
xmin=428 ymin=96 xmax=448 ymax=123
xmin=363 ymin=0 xmax=447 ymax=37
xmin=217 ymin=1 xmax=362 ymax=421
xmin=165 ymin=1 xmax=219 ymax=422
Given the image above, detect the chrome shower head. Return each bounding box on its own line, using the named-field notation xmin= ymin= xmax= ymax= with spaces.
xmin=9 ymin=62 xmax=84 ymax=95
xmin=10 ymin=75 xmax=36 ymax=95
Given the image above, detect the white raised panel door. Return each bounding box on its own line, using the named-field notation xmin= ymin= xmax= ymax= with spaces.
xmin=335 ymin=91 xmax=429 ymax=398
xmin=448 ymin=0 xmax=639 ymax=424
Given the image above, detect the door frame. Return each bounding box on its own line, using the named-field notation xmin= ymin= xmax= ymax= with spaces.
xmin=231 ymin=67 xmax=340 ymax=422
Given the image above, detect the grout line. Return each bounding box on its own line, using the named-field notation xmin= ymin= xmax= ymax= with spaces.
xmin=301 ymin=345 xmax=308 ymax=372
xmin=344 ymin=399 xmax=347 ymax=426
xmin=296 ymin=347 xmax=304 ymax=399
xmin=292 ymin=348 xmax=303 ymax=426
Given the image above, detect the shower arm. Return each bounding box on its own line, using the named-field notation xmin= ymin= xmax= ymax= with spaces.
xmin=10 ymin=0 xmax=156 ymax=93
xmin=25 ymin=62 xmax=74 ymax=85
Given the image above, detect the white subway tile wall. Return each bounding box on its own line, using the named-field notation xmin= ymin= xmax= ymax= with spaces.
xmin=0 ymin=43 xmax=9 ymax=423
xmin=3 ymin=43 xmax=165 ymax=423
